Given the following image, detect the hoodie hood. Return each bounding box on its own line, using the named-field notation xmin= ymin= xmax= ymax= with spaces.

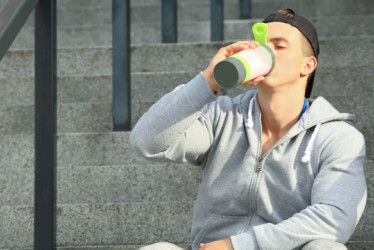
xmin=241 ymin=90 xmax=355 ymax=133
xmin=241 ymin=90 xmax=356 ymax=163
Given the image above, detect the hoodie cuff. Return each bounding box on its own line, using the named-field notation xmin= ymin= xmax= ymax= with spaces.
xmin=184 ymin=72 xmax=217 ymax=111
xmin=231 ymin=230 xmax=260 ymax=250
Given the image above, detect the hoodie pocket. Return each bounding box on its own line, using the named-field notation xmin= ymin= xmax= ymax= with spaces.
xmin=192 ymin=215 xmax=249 ymax=247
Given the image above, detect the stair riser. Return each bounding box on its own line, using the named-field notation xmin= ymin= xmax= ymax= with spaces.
xmin=0 ymin=97 xmax=373 ymax=138
xmin=1 ymin=37 xmax=373 ymax=79
xmin=0 ymin=164 xmax=200 ymax=206
xmin=0 ymin=65 xmax=372 ymax=107
xmin=1 ymin=199 xmax=372 ymax=249
xmin=10 ymin=0 xmax=374 ymax=27
xmin=10 ymin=15 xmax=374 ymax=49
xmin=0 ymin=202 xmax=194 ymax=249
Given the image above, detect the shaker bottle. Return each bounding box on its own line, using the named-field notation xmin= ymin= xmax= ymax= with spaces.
xmin=213 ymin=23 xmax=275 ymax=89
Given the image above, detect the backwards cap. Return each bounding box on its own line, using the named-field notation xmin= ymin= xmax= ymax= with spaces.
xmin=263 ymin=9 xmax=319 ymax=98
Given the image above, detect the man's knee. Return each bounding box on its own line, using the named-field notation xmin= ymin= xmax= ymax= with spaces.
xmin=139 ymin=242 xmax=185 ymax=250
xmin=302 ymin=239 xmax=347 ymax=250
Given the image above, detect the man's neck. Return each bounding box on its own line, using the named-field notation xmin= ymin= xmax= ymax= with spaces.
xmin=257 ymin=89 xmax=305 ymax=137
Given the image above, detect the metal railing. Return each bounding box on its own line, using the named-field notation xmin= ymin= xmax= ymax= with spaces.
xmin=0 ymin=0 xmax=252 ymax=248
xmin=160 ymin=0 xmax=252 ymax=43
xmin=113 ymin=0 xmax=252 ymax=130
xmin=0 ymin=0 xmax=56 ymax=248
xmin=113 ymin=0 xmax=131 ymax=131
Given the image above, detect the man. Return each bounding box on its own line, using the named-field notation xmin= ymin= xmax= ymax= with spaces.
xmin=131 ymin=9 xmax=367 ymax=250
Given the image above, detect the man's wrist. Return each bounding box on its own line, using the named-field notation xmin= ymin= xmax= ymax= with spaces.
xmin=202 ymin=69 xmax=220 ymax=93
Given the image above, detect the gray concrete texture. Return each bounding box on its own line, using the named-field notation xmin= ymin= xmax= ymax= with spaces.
xmin=0 ymin=202 xmax=195 ymax=249
xmin=1 ymin=36 xmax=373 ymax=77
xmin=0 ymin=199 xmax=373 ymax=249
xmin=9 ymin=15 xmax=374 ymax=48
xmin=0 ymin=0 xmax=373 ymax=249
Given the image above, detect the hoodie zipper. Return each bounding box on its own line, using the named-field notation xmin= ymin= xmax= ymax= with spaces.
xmin=240 ymin=157 xmax=263 ymax=233
xmin=251 ymin=158 xmax=263 ymax=213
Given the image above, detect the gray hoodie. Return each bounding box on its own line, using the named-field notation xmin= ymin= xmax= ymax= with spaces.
xmin=130 ymin=73 xmax=367 ymax=250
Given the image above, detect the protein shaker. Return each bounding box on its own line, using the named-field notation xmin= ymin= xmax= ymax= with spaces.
xmin=213 ymin=23 xmax=275 ymax=89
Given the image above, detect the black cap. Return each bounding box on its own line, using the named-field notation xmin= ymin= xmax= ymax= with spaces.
xmin=263 ymin=9 xmax=319 ymax=98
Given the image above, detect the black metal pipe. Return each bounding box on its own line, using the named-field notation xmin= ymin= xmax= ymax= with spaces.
xmin=162 ymin=0 xmax=178 ymax=43
xmin=240 ymin=0 xmax=252 ymax=19
xmin=210 ymin=0 xmax=224 ymax=41
xmin=0 ymin=0 xmax=38 ymax=61
xmin=112 ymin=0 xmax=131 ymax=131
xmin=34 ymin=0 xmax=57 ymax=248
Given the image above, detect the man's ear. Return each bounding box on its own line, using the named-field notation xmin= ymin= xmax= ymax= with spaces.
xmin=301 ymin=56 xmax=317 ymax=77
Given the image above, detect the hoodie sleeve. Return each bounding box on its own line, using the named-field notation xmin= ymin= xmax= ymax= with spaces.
xmin=130 ymin=73 xmax=217 ymax=165
xmin=231 ymin=122 xmax=367 ymax=250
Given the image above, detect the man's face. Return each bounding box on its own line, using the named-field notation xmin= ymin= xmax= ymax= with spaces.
xmin=261 ymin=22 xmax=307 ymax=89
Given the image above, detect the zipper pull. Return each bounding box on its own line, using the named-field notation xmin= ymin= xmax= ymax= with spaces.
xmin=257 ymin=159 xmax=263 ymax=172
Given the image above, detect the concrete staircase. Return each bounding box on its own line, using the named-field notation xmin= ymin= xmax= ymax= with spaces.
xmin=0 ymin=0 xmax=373 ymax=249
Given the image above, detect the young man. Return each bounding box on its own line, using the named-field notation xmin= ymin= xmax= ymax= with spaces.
xmin=131 ymin=9 xmax=367 ymax=250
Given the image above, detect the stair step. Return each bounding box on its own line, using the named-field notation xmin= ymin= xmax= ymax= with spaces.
xmin=2 ymin=160 xmax=373 ymax=207
xmin=1 ymin=199 xmax=373 ymax=249
xmin=0 ymin=131 xmax=372 ymax=206
xmin=0 ymin=132 xmax=167 ymax=169
xmin=0 ymin=164 xmax=200 ymax=206
xmin=0 ymin=64 xmax=373 ymax=107
xmin=0 ymin=201 xmax=195 ymax=249
xmin=0 ymin=101 xmax=373 ymax=157
xmin=0 ymin=102 xmax=112 ymax=135
xmin=1 ymin=36 xmax=373 ymax=78
xmin=129 ymin=0 xmax=374 ymax=24
xmin=251 ymin=0 xmax=374 ymax=18
xmin=12 ymin=0 xmax=374 ymax=29
xmin=346 ymin=241 xmax=374 ymax=250
xmin=10 ymin=15 xmax=374 ymax=49
xmin=351 ymin=198 xmax=374 ymax=242
xmin=0 ymin=96 xmax=373 ymax=140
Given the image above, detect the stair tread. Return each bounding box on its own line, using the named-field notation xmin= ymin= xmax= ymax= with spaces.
xmin=1 ymin=199 xmax=373 ymax=248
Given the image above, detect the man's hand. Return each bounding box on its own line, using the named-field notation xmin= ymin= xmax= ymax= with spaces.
xmin=202 ymin=41 xmax=260 ymax=93
xmin=199 ymin=238 xmax=234 ymax=250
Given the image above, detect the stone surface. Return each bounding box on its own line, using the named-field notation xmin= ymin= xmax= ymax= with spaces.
xmin=1 ymin=200 xmax=373 ymax=249
xmin=0 ymin=0 xmax=373 ymax=248
xmin=351 ymin=198 xmax=374 ymax=241
xmin=366 ymin=161 xmax=374 ymax=199
xmin=10 ymin=15 xmax=374 ymax=49
xmin=0 ymin=202 xmax=194 ymax=249
xmin=55 ymin=202 xmax=194 ymax=247
xmin=1 ymin=64 xmax=373 ymax=107
xmin=1 ymin=37 xmax=373 ymax=78
xmin=56 ymin=164 xmax=199 ymax=204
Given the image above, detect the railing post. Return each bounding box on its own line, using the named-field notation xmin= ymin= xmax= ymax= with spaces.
xmin=239 ymin=0 xmax=252 ymax=19
xmin=162 ymin=0 xmax=178 ymax=43
xmin=210 ymin=0 xmax=224 ymax=41
xmin=112 ymin=0 xmax=131 ymax=131
xmin=34 ymin=0 xmax=57 ymax=248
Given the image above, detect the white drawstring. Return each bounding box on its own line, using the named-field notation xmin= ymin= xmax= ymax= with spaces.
xmin=245 ymin=98 xmax=255 ymax=129
xmin=302 ymin=123 xmax=321 ymax=163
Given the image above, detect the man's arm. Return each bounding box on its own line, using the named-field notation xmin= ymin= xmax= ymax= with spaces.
xmin=130 ymin=41 xmax=261 ymax=164
xmin=130 ymin=72 xmax=216 ymax=165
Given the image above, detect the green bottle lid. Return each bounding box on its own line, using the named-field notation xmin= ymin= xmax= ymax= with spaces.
xmin=252 ymin=22 xmax=268 ymax=45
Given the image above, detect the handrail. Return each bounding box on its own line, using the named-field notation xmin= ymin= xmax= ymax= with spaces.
xmin=160 ymin=0 xmax=252 ymax=43
xmin=34 ymin=0 xmax=57 ymax=249
xmin=0 ymin=0 xmax=38 ymax=61
xmin=112 ymin=0 xmax=131 ymax=131
xmin=0 ymin=0 xmax=57 ymax=248
xmin=162 ymin=0 xmax=177 ymax=43
xmin=211 ymin=0 xmax=224 ymax=41
xmin=240 ymin=0 xmax=252 ymax=19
